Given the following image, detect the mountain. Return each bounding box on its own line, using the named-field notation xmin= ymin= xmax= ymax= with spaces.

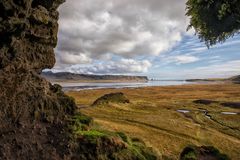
xmin=186 ymin=75 xmax=240 ymax=83
xmin=228 ymin=75 xmax=240 ymax=83
xmin=42 ymin=71 xmax=149 ymax=82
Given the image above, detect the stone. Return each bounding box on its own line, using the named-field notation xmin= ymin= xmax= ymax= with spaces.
xmin=0 ymin=0 xmax=76 ymax=159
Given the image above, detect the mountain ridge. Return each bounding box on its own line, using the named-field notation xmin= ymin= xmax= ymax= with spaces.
xmin=42 ymin=71 xmax=149 ymax=82
xmin=186 ymin=75 xmax=240 ymax=83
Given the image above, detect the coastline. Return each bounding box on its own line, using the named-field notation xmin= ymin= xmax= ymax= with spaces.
xmin=54 ymin=80 xmax=229 ymax=91
xmin=53 ymin=80 xmax=195 ymax=91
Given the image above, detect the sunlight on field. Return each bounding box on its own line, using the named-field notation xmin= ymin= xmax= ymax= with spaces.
xmin=67 ymin=84 xmax=240 ymax=159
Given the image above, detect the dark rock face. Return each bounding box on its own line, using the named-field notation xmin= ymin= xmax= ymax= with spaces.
xmin=0 ymin=0 xmax=64 ymax=71
xmin=92 ymin=92 xmax=130 ymax=106
xmin=0 ymin=0 xmax=76 ymax=159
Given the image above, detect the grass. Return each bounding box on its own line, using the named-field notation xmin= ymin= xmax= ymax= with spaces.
xmin=182 ymin=152 xmax=197 ymax=160
xmin=68 ymin=112 xmax=159 ymax=159
xmin=67 ymin=83 xmax=240 ymax=159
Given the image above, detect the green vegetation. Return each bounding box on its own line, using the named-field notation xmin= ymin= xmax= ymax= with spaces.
xmin=186 ymin=0 xmax=240 ymax=47
xmin=69 ymin=113 xmax=93 ymax=133
xmin=68 ymin=83 xmax=240 ymax=159
xmin=180 ymin=146 xmax=198 ymax=160
xmin=68 ymin=111 xmax=159 ymax=160
xmin=181 ymin=152 xmax=197 ymax=160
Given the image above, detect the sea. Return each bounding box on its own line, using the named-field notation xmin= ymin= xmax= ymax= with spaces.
xmin=52 ymin=80 xmax=194 ymax=91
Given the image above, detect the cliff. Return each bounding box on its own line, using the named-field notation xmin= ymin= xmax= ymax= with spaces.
xmin=42 ymin=71 xmax=149 ymax=82
xmin=0 ymin=0 xmax=158 ymax=159
xmin=0 ymin=0 xmax=76 ymax=159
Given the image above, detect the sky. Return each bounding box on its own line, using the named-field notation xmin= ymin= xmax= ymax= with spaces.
xmin=49 ymin=0 xmax=240 ymax=79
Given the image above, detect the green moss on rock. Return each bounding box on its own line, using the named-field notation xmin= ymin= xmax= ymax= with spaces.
xmin=68 ymin=112 xmax=160 ymax=160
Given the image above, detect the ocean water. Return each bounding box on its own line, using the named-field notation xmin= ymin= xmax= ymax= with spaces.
xmin=53 ymin=80 xmax=193 ymax=91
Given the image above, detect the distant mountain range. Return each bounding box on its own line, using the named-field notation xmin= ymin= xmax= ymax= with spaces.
xmin=41 ymin=71 xmax=149 ymax=82
xmin=228 ymin=75 xmax=240 ymax=83
xmin=186 ymin=75 xmax=240 ymax=83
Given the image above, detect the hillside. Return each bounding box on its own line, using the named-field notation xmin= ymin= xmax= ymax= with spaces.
xmin=186 ymin=75 xmax=240 ymax=83
xmin=42 ymin=71 xmax=149 ymax=82
xmin=228 ymin=75 xmax=240 ymax=83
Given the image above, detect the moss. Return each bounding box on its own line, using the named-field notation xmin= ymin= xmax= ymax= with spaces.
xmin=69 ymin=113 xmax=93 ymax=135
xmin=116 ymin=132 xmax=158 ymax=160
xmin=67 ymin=104 xmax=159 ymax=160
xmin=180 ymin=146 xmax=198 ymax=160
xmin=72 ymin=113 xmax=93 ymax=125
xmin=181 ymin=151 xmax=197 ymax=160
xmin=116 ymin=132 xmax=130 ymax=143
xmin=78 ymin=130 xmax=106 ymax=136
xmin=68 ymin=112 xmax=159 ymax=160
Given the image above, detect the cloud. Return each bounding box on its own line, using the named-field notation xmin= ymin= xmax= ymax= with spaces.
xmin=153 ymin=60 xmax=240 ymax=80
xmin=56 ymin=0 xmax=187 ymax=64
xmin=164 ymin=55 xmax=199 ymax=64
xmin=52 ymin=59 xmax=152 ymax=75
xmin=191 ymin=60 xmax=240 ymax=78
xmin=58 ymin=52 xmax=92 ymax=64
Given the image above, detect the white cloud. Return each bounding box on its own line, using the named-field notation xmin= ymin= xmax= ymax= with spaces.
xmin=58 ymin=52 xmax=92 ymax=64
xmin=153 ymin=60 xmax=240 ymax=79
xmin=192 ymin=60 xmax=240 ymax=78
xmin=56 ymin=0 xmax=187 ymax=62
xmin=165 ymin=55 xmax=200 ymax=64
xmin=52 ymin=59 xmax=152 ymax=75
xmin=51 ymin=0 xmax=190 ymax=74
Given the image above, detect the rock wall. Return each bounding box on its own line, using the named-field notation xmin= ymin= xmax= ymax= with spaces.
xmin=0 ymin=0 xmax=76 ymax=159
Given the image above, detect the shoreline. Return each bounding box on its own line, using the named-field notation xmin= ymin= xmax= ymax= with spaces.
xmin=59 ymin=81 xmax=193 ymax=91
xmin=61 ymin=81 xmax=228 ymax=91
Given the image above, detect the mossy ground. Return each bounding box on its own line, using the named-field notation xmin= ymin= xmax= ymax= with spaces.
xmin=67 ymin=83 xmax=240 ymax=159
xmin=68 ymin=112 xmax=159 ymax=160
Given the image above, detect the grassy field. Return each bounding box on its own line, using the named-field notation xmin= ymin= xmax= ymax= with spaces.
xmin=67 ymin=84 xmax=240 ymax=159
